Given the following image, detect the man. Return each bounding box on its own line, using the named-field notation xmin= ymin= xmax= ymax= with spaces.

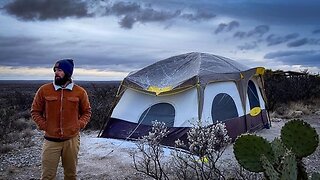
xmin=31 ymin=59 xmax=91 ymax=180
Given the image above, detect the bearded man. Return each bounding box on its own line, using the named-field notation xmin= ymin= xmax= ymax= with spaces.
xmin=31 ymin=59 xmax=91 ymax=180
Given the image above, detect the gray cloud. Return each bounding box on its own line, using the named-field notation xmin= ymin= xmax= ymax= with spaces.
xmin=119 ymin=15 xmax=136 ymax=29
xmin=105 ymin=1 xmax=216 ymax=29
xmin=0 ymin=36 xmax=151 ymax=71
xmin=247 ymin=25 xmax=269 ymax=37
xmin=215 ymin=24 xmax=227 ymax=34
xmin=266 ymin=33 xmax=299 ymax=46
xmin=233 ymin=31 xmax=246 ymax=38
xmin=2 ymin=0 xmax=217 ymax=29
xmin=264 ymin=50 xmax=320 ymax=66
xmin=181 ymin=10 xmax=216 ymax=21
xmin=287 ymin=38 xmax=308 ymax=47
xmin=313 ymin=29 xmax=320 ymax=34
xmin=104 ymin=1 xmax=180 ymax=29
xmin=0 ymin=36 xmax=40 ymax=47
xmin=3 ymin=0 xmax=91 ymax=21
xmin=287 ymin=38 xmax=320 ymax=47
xmin=105 ymin=1 xmax=140 ymax=16
xmin=234 ymin=25 xmax=269 ymax=39
xmin=215 ymin=20 xmax=239 ymax=34
xmin=0 ymin=36 xmax=66 ymax=67
xmin=264 ymin=50 xmax=313 ymax=59
xmin=187 ymin=1 xmax=320 ymax=25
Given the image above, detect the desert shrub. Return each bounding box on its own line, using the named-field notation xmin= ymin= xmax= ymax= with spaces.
xmin=14 ymin=118 xmax=30 ymax=131
xmin=264 ymin=70 xmax=320 ymax=111
xmin=20 ymin=128 xmax=35 ymax=147
xmin=0 ymin=106 xmax=16 ymax=142
xmin=132 ymin=120 xmax=231 ymax=180
xmin=85 ymin=83 xmax=118 ymax=130
xmin=0 ymin=84 xmax=36 ymax=151
xmin=272 ymin=101 xmax=313 ymax=119
xmin=3 ymin=91 xmax=34 ymax=111
xmin=132 ymin=121 xmax=170 ymax=180
xmin=172 ymin=122 xmax=231 ymax=180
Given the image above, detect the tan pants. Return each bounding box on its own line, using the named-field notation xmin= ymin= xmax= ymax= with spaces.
xmin=41 ymin=135 xmax=80 ymax=180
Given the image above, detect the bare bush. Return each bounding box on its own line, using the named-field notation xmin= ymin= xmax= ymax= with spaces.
xmin=132 ymin=121 xmax=231 ymax=180
xmin=86 ymin=83 xmax=117 ymax=130
xmin=20 ymin=128 xmax=35 ymax=147
xmin=171 ymin=122 xmax=231 ymax=180
xmin=132 ymin=121 xmax=170 ymax=180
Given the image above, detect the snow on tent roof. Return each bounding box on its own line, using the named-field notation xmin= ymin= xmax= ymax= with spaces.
xmin=122 ymin=52 xmax=254 ymax=95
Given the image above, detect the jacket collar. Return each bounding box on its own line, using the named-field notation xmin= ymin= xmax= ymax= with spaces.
xmin=53 ymin=82 xmax=74 ymax=91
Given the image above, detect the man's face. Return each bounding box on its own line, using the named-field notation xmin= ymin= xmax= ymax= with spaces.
xmin=54 ymin=68 xmax=68 ymax=85
xmin=54 ymin=68 xmax=65 ymax=79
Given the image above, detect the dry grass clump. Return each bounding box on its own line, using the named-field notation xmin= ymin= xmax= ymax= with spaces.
xmin=271 ymin=98 xmax=320 ymax=120
xmin=0 ymin=127 xmax=35 ymax=154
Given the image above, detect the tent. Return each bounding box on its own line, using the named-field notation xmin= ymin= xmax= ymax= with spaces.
xmin=99 ymin=52 xmax=270 ymax=147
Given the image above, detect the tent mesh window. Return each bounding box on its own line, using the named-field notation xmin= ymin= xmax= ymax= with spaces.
xmin=138 ymin=103 xmax=175 ymax=127
xmin=247 ymin=80 xmax=260 ymax=109
xmin=211 ymin=93 xmax=239 ymax=122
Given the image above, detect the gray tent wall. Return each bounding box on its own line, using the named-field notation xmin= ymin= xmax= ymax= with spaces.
xmin=100 ymin=52 xmax=269 ymax=146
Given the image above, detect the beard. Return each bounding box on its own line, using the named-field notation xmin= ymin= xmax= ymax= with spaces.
xmin=54 ymin=75 xmax=70 ymax=86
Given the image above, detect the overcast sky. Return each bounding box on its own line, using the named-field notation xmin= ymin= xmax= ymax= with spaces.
xmin=0 ymin=0 xmax=320 ymax=81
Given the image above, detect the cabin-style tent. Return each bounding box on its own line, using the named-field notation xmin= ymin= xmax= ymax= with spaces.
xmin=99 ymin=52 xmax=269 ymax=147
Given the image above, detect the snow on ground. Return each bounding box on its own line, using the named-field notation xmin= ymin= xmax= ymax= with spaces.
xmin=1 ymin=117 xmax=318 ymax=179
xmin=76 ymin=120 xmax=287 ymax=179
xmin=68 ymin=117 xmax=320 ymax=179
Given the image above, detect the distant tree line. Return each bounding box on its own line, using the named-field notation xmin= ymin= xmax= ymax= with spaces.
xmin=263 ymin=69 xmax=320 ymax=111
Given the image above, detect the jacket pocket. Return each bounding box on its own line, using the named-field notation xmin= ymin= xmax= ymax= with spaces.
xmin=44 ymin=96 xmax=58 ymax=117
xmin=66 ymin=97 xmax=79 ymax=116
xmin=44 ymin=96 xmax=58 ymax=135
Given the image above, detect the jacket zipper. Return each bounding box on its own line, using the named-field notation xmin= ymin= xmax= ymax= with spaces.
xmin=60 ymin=88 xmax=64 ymax=138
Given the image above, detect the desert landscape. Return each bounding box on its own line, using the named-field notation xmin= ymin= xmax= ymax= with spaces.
xmin=0 ymin=115 xmax=319 ymax=180
xmin=0 ymin=71 xmax=319 ymax=179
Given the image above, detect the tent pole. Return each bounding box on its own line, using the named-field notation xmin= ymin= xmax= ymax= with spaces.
xmin=259 ymin=74 xmax=272 ymax=128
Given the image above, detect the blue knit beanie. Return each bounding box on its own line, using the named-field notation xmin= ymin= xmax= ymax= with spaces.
xmin=53 ymin=59 xmax=74 ymax=76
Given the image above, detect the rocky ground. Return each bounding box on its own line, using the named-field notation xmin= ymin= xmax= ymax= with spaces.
xmin=0 ymin=114 xmax=319 ymax=180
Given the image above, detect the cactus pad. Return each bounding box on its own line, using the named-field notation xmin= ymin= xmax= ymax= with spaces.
xmin=234 ymin=134 xmax=275 ymax=172
xmin=261 ymin=155 xmax=279 ymax=180
xmin=280 ymin=151 xmax=297 ymax=180
xmin=281 ymin=119 xmax=319 ymax=158
xmin=271 ymin=138 xmax=287 ymax=165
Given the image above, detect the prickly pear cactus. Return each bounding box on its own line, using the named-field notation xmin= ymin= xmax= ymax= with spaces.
xmin=280 ymin=151 xmax=297 ymax=180
xmin=271 ymin=138 xmax=286 ymax=165
xmin=261 ymin=155 xmax=279 ymax=180
xmin=280 ymin=119 xmax=319 ymax=158
xmin=234 ymin=134 xmax=275 ymax=172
